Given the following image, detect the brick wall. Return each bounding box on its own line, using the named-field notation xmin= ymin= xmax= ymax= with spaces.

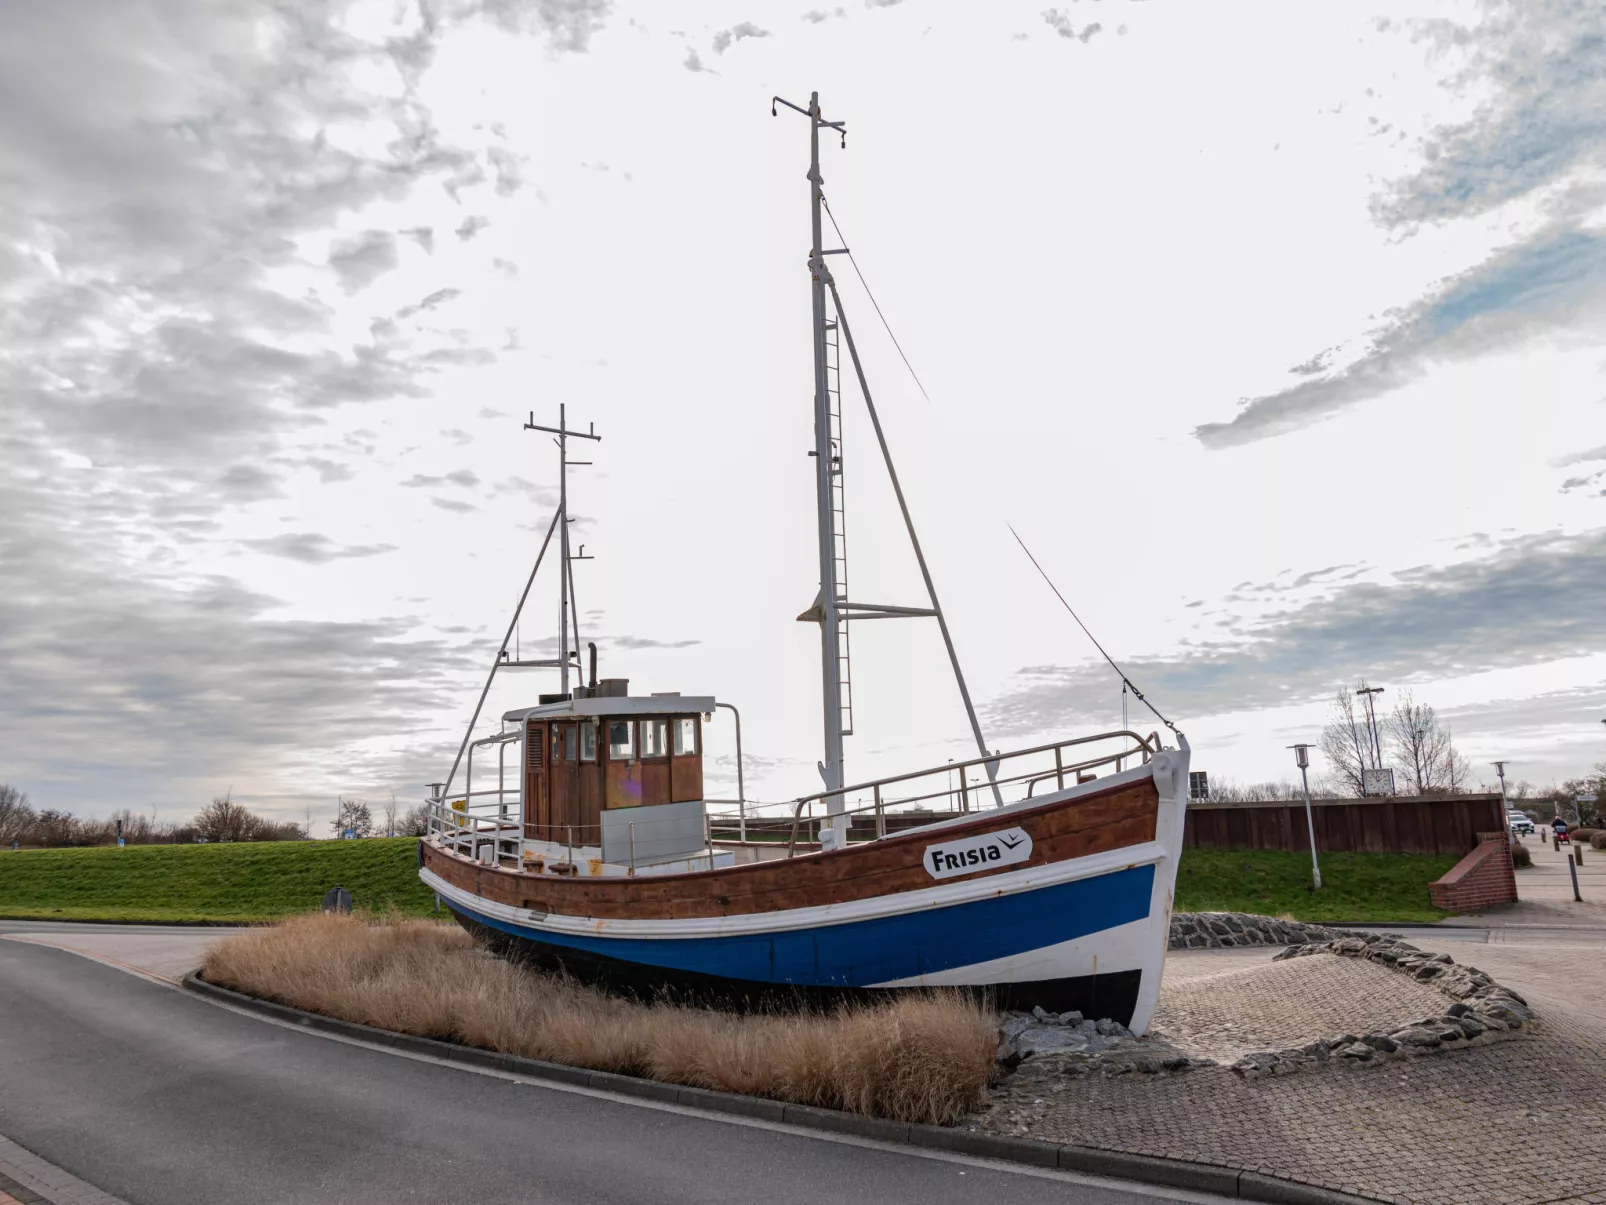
xmin=1428 ymin=831 xmax=1518 ymax=911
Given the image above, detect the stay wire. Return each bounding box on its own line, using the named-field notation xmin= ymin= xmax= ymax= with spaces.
xmin=1007 ymin=524 xmax=1182 ymax=737
xmin=820 ymin=193 xmax=931 ymax=405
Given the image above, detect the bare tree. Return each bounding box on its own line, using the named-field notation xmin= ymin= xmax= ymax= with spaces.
xmin=399 ymin=802 xmax=432 ymax=837
xmin=382 ymin=791 xmax=398 ymax=839
xmin=1319 ymin=690 xmax=1374 ymax=796
xmin=331 ymin=796 xmax=375 ymax=838
xmin=195 ymin=791 xmax=255 ymax=842
xmin=1384 ymin=691 xmax=1468 ymax=795
xmin=0 ymin=784 xmax=34 ymax=845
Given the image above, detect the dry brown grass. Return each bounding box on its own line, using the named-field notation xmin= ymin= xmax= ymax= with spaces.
xmin=201 ymin=912 xmax=996 ymax=1126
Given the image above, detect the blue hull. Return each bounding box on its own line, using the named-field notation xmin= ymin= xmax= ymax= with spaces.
xmin=440 ymin=862 xmax=1156 ymax=1019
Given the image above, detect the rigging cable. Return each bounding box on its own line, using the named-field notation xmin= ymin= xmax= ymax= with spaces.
xmin=1007 ymin=523 xmax=1183 ymax=737
xmin=820 ymin=193 xmax=931 ymax=405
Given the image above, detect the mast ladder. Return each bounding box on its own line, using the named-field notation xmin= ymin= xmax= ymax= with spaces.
xmin=825 ymin=317 xmax=853 ymax=737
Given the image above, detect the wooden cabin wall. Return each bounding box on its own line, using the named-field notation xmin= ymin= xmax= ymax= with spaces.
xmin=522 ymin=714 xmax=709 ymax=833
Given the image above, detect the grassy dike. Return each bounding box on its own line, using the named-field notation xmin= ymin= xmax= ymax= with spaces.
xmin=0 ymin=838 xmax=1458 ymax=924
xmin=0 ymin=837 xmax=435 ymax=922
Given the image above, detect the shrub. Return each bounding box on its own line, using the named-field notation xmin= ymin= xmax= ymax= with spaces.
xmin=202 ymin=913 xmax=997 ymax=1126
xmin=1591 ymin=832 xmax=1606 ymax=852
xmin=1572 ymin=828 xmax=1601 ymax=843
xmin=1509 ymin=841 xmax=1533 ymax=868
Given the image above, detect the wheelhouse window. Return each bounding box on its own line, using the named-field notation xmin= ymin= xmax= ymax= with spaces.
xmin=640 ymin=717 xmax=669 ymax=759
xmin=607 ymin=719 xmax=634 ymax=761
xmin=562 ymin=725 xmax=577 ymax=762
xmin=673 ymin=717 xmax=698 ymax=756
xmin=579 ymin=719 xmax=598 ymax=762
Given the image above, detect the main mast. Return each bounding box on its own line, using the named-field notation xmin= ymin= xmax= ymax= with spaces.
xmin=805 ymin=92 xmax=848 ymax=827
xmin=774 ymin=89 xmax=1000 ymax=823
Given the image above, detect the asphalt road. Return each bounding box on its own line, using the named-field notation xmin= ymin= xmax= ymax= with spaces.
xmin=0 ymin=937 xmax=1215 ymax=1205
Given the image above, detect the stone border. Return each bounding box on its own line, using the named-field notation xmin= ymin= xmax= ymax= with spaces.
xmin=182 ymin=972 xmax=1379 ymax=1205
xmin=1170 ymin=912 xmax=1344 ymax=949
xmin=1226 ymin=934 xmax=1536 ymax=1079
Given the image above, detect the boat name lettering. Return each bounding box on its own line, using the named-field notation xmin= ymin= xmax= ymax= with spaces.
xmin=922 ymin=828 xmax=1033 ymax=880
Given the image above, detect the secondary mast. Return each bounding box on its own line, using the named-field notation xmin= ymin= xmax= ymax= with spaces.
xmin=525 ymin=403 xmax=600 ymax=695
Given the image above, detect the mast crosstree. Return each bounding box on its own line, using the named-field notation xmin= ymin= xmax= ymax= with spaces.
xmin=773 ymin=91 xmax=999 ymax=833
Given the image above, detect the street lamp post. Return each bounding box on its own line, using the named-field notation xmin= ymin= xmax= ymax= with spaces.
xmin=1356 ymin=683 xmax=1385 ymax=792
xmin=1289 ymin=743 xmax=1322 ymax=890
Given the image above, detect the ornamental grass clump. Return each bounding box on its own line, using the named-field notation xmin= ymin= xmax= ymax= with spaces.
xmin=201 ymin=912 xmax=996 ymax=1126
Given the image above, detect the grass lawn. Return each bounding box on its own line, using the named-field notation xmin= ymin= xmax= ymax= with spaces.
xmin=0 ymin=837 xmax=434 ymax=923
xmin=0 ymin=839 xmax=1460 ymax=924
xmin=1175 ymin=848 xmax=1460 ymax=923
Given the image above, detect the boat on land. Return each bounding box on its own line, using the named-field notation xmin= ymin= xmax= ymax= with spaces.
xmin=419 ymin=92 xmax=1191 ymax=1031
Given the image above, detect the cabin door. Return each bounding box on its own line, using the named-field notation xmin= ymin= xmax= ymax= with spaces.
xmin=524 ymin=723 xmax=548 ymax=838
xmin=551 ymin=723 xmax=579 ymax=840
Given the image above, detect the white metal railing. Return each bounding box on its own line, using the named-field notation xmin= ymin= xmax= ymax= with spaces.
xmin=785 ymin=729 xmax=1159 ymax=855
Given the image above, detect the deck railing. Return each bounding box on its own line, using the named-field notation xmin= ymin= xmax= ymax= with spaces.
xmin=784 ymin=729 xmax=1158 ymax=856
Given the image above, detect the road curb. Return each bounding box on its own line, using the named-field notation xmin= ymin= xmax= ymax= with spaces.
xmin=182 ymin=973 xmax=1381 ymax=1204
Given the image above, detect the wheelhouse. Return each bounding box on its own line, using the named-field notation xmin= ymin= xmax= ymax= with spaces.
xmin=506 ymin=682 xmax=712 ymax=841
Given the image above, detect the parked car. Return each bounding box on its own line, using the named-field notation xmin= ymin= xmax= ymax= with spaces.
xmin=1507 ymin=812 xmax=1535 ymax=835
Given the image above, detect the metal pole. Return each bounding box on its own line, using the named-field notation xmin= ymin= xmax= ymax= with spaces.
xmin=558 ymin=404 xmax=570 ymax=697
xmin=716 ymin=703 xmax=746 ymax=842
xmin=827 ymin=281 xmax=1001 ymax=806
xmin=440 ymin=510 xmax=561 ymax=799
xmin=1299 ymin=762 xmax=1322 ymax=890
xmin=804 ymin=92 xmax=847 ymax=823
xmin=1569 ymin=849 xmax=1582 ymax=901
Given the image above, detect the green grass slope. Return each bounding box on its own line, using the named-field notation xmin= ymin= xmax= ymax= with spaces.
xmin=1174 ymin=848 xmax=1459 ymax=923
xmin=0 ymin=839 xmax=1459 ymax=924
xmin=0 ymin=837 xmax=434 ymax=922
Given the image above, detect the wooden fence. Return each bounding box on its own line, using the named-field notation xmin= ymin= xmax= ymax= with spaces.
xmin=1182 ymin=793 xmax=1505 ymax=856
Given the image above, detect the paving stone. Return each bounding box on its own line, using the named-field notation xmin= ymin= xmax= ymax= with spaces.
xmin=977 ymin=937 xmax=1606 ymax=1205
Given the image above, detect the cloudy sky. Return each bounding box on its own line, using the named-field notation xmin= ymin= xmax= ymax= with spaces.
xmin=3 ymin=0 xmax=1604 ymax=827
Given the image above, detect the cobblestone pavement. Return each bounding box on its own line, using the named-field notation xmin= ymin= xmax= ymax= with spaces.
xmin=1150 ymin=954 xmax=1450 ymax=1064
xmin=979 ymin=930 xmax=1606 ymax=1205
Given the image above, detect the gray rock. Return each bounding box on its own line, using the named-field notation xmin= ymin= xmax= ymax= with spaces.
xmin=1057 ymin=1010 xmax=1083 ymax=1027
xmin=1015 ymin=1027 xmax=1093 ymax=1058
xmin=999 ymin=1015 xmax=1035 ymax=1042
xmin=1359 ymin=1033 xmax=1398 ymax=1053
xmin=1393 ymin=1027 xmax=1442 ymax=1048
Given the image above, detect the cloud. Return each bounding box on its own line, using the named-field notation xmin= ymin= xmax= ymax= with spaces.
xmin=1372 ymin=1 xmax=1606 ymax=228
xmin=1042 ymin=9 xmax=1099 ymax=41
xmin=1553 ymin=444 xmax=1606 ymax=467
xmin=398 ymin=287 xmax=462 ymax=318
xmin=456 ymin=214 xmax=491 ymax=240
xmin=985 ymin=527 xmax=1606 ymax=737
xmin=217 ymin=464 xmax=284 ymax=503
xmin=610 ymin=636 xmax=703 ymax=650
xmin=242 ymin=533 xmax=397 ymax=564
xmin=474 ymin=0 xmax=613 ymax=53
xmin=1198 ymin=2 xmax=1606 ymax=448
xmin=683 ymin=48 xmax=709 ymax=72
xmin=403 ymin=469 xmax=481 ymax=488
xmin=0 ymin=0 xmax=563 ymax=814
xmin=328 ymin=230 xmax=400 ymax=293
xmin=802 ymin=9 xmax=846 ymax=22
xmin=431 ymin=497 xmax=478 ymax=513
xmin=712 ymin=22 xmax=769 ymax=54
xmin=1195 ymin=228 xmax=1606 ymax=447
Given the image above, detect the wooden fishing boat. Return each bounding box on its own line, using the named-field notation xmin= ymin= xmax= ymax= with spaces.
xmin=419 ymin=92 xmax=1191 ymax=1031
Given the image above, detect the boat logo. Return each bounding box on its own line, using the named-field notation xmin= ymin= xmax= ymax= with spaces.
xmin=922 ymin=827 xmax=1033 ymax=880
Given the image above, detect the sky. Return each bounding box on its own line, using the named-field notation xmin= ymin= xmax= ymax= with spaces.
xmin=3 ymin=0 xmax=1605 ymax=830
